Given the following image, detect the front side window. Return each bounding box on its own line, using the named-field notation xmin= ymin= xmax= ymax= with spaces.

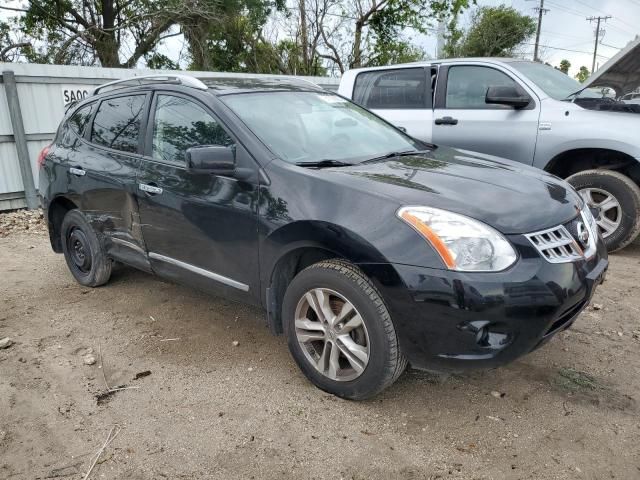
xmin=91 ymin=95 xmax=146 ymax=153
xmin=222 ymin=91 xmax=421 ymax=164
xmin=68 ymin=103 xmax=95 ymax=136
xmin=510 ymin=61 xmax=600 ymax=100
xmin=353 ymin=68 xmax=429 ymax=109
xmin=152 ymin=95 xmax=233 ymax=164
xmin=446 ymin=66 xmax=521 ymax=109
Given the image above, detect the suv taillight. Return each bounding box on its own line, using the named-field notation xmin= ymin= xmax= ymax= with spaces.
xmin=37 ymin=145 xmax=51 ymax=168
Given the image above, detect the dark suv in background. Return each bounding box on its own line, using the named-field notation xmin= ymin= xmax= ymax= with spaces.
xmin=39 ymin=75 xmax=608 ymax=399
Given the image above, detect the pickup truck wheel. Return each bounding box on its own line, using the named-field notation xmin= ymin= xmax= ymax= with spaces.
xmin=283 ymin=259 xmax=407 ymax=400
xmin=61 ymin=210 xmax=112 ymax=287
xmin=567 ymin=169 xmax=640 ymax=252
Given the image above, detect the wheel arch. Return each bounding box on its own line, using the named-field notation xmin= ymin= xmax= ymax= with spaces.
xmin=263 ymin=220 xmax=390 ymax=335
xmin=47 ymin=195 xmax=79 ymax=253
xmin=543 ymin=148 xmax=640 ymax=183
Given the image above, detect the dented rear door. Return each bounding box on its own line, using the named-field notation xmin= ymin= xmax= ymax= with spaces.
xmin=78 ymin=93 xmax=151 ymax=271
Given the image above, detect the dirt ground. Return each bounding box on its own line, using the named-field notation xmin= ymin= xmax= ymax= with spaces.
xmin=1 ymin=218 xmax=639 ymax=480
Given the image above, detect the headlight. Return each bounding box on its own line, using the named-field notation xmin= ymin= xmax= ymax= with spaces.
xmin=397 ymin=206 xmax=517 ymax=272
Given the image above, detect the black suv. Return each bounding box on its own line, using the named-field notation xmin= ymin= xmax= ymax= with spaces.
xmin=39 ymin=74 xmax=608 ymax=399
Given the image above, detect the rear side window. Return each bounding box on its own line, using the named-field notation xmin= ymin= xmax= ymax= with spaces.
xmin=353 ymin=68 xmax=429 ymax=109
xmin=90 ymin=95 xmax=146 ymax=153
xmin=68 ymin=103 xmax=95 ymax=136
xmin=151 ymin=95 xmax=233 ymax=164
xmin=446 ymin=66 xmax=520 ymax=109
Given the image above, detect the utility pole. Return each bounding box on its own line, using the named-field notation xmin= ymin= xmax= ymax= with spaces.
xmin=587 ymin=15 xmax=611 ymax=73
xmin=532 ymin=0 xmax=549 ymax=62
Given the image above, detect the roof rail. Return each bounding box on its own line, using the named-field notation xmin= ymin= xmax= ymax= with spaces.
xmin=94 ymin=74 xmax=208 ymax=95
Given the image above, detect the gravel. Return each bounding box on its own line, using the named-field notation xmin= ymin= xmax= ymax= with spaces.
xmin=0 ymin=208 xmax=47 ymax=237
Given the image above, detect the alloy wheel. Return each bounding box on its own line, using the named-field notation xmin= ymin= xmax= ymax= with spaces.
xmin=579 ymin=187 xmax=622 ymax=238
xmin=294 ymin=288 xmax=370 ymax=382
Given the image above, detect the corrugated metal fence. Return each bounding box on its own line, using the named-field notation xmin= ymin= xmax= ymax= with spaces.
xmin=0 ymin=63 xmax=340 ymax=211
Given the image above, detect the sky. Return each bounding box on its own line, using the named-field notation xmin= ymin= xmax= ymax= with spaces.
xmin=414 ymin=0 xmax=640 ymax=77
xmin=1 ymin=0 xmax=639 ymax=77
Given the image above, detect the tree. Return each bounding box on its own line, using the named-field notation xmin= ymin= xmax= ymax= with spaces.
xmin=1 ymin=0 xmax=189 ymax=67
xmin=444 ymin=5 xmax=536 ymax=58
xmin=575 ymin=66 xmax=590 ymax=83
xmin=0 ymin=19 xmax=32 ymax=62
xmin=314 ymin=0 xmax=471 ymax=73
xmin=559 ymin=59 xmax=571 ymax=74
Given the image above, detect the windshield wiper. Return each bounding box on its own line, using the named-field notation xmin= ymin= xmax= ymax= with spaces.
xmin=361 ymin=149 xmax=433 ymax=164
xmin=294 ymin=159 xmax=354 ymax=168
xmin=563 ymin=85 xmax=588 ymax=102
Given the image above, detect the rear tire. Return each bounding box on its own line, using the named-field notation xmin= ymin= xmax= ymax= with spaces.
xmin=61 ymin=210 xmax=112 ymax=287
xmin=283 ymin=259 xmax=406 ymax=400
xmin=567 ymin=169 xmax=640 ymax=252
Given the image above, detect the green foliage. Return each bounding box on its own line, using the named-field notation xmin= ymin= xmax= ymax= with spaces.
xmin=575 ymin=66 xmax=590 ymax=83
xmin=444 ymin=5 xmax=536 ymax=58
xmin=559 ymin=59 xmax=571 ymax=74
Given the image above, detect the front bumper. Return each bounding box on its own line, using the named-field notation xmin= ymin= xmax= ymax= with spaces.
xmin=360 ymin=235 xmax=608 ymax=371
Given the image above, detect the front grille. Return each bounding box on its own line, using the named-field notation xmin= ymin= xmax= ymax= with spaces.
xmin=525 ymin=225 xmax=582 ymax=263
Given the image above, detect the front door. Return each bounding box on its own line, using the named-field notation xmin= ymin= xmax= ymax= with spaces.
xmin=135 ymin=92 xmax=260 ymax=302
xmin=432 ymin=64 xmax=540 ymax=164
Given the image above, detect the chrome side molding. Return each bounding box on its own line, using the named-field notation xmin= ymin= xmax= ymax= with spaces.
xmin=148 ymin=252 xmax=249 ymax=292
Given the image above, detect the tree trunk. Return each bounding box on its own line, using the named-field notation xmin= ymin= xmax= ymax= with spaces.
xmin=352 ymin=20 xmax=364 ymax=68
xmin=299 ymin=0 xmax=309 ymax=74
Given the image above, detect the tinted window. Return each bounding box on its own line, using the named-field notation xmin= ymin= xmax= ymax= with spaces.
xmin=152 ymin=95 xmax=233 ymax=164
xmin=222 ymin=92 xmax=420 ymax=164
xmin=68 ymin=103 xmax=95 ymax=136
xmin=446 ymin=66 xmax=521 ymax=109
xmin=91 ymin=95 xmax=146 ymax=153
xmin=353 ymin=68 xmax=429 ymax=109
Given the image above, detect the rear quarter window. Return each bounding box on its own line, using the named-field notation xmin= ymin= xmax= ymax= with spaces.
xmin=90 ymin=95 xmax=146 ymax=153
xmin=67 ymin=103 xmax=95 ymax=137
xmin=353 ymin=68 xmax=429 ymax=109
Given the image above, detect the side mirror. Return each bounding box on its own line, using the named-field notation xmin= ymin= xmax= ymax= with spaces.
xmin=485 ymin=85 xmax=531 ymax=109
xmin=186 ymin=145 xmax=235 ymax=174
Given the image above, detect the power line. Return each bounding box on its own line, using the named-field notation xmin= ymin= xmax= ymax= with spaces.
xmin=522 ymin=42 xmax=609 ymax=57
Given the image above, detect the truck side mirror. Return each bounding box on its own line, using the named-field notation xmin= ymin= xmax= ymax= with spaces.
xmin=485 ymin=86 xmax=531 ymax=109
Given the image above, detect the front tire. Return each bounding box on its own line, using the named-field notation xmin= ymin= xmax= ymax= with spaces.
xmin=61 ymin=210 xmax=112 ymax=287
xmin=283 ymin=259 xmax=406 ymax=400
xmin=567 ymin=169 xmax=640 ymax=252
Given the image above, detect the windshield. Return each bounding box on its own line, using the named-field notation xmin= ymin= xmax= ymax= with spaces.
xmin=221 ymin=91 xmax=421 ymax=164
xmin=510 ymin=61 xmax=601 ymax=100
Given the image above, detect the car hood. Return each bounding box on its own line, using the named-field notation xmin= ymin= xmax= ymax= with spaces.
xmin=325 ymin=147 xmax=582 ymax=234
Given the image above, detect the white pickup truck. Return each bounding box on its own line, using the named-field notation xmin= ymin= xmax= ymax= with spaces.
xmin=338 ymin=54 xmax=640 ymax=252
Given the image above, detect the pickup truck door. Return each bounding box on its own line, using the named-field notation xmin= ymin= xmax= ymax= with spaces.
xmin=351 ymin=67 xmax=434 ymax=141
xmin=432 ymin=64 xmax=540 ymax=164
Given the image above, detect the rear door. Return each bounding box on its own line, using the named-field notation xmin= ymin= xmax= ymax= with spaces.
xmin=135 ymin=92 xmax=260 ymax=303
xmin=79 ymin=93 xmax=151 ymax=269
xmin=432 ymin=64 xmax=540 ymax=164
xmin=351 ymin=67 xmax=434 ymax=141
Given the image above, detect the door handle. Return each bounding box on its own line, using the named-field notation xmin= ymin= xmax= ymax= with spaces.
xmin=69 ymin=167 xmax=86 ymax=176
xmin=434 ymin=116 xmax=459 ymax=125
xmin=139 ymin=183 xmax=163 ymax=195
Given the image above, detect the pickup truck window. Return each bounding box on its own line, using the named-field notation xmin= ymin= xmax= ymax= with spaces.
xmin=151 ymin=95 xmax=233 ymax=165
xmin=446 ymin=66 xmax=518 ymax=109
xmin=91 ymin=95 xmax=146 ymax=153
xmin=353 ymin=68 xmax=429 ymax=109
xmin=510 ymin=61 xmax=600 ymax=100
